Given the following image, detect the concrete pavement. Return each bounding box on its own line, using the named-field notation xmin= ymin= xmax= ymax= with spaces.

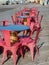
xmin=0 ymin=3 xmax=49 ymax=65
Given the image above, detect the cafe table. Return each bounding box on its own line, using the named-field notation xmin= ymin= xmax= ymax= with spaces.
xmin=0 ymin=24 xmax=29 ymax=65
xmin=17 ymin=15 xmax=35 ymax=18
xmin=0 ymin=24 xmax=29 ymax=31
xmin=0 ymin=24 xmax=29 ymax=44
xmin=22 ymin=11 xmax=30 ymax=15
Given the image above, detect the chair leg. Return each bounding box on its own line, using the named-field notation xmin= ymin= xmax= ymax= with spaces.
xmin=36 ymin=45 xmax=39 ymax=55
xmin=2 ymin=49 xmax=7 ymax=64
xmin=23 ymin=30 xmax=27 ymax=35
xmin=19 ymin=48 xmax=23 ymax=57
xmin=12 ymin=51 xmax=17 ymax=65
xmin=30 ymin=46 xmax=34 ymax=61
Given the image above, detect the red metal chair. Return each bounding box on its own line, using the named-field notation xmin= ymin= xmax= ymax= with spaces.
xmin=11 ymin=12 xmax=23 ymax=25
xmin=1 ymin=30 xmax=22 ymax=65
xmin=20 ymin=37 xmax=35 ymax=61
xmin=23 ymin=14 xmax=43 ymax=36
xmin=19 ymin=26 xmax=40 ymax=61
xmin=30 ymin=7 xmax=40 ymax=22
xmin=0 ymin=20 xmax=8 ymax=54
xmin=29 ymin=15 xmax=43 ymax=37
xmin=29 ymin=7 xmax=43 ymax=37
xmin=21 ymin=8 xmax=40 ymax=36
xmin=19 ymin=14 xmax=43 ymax=61
xmin=11 ymin=7 xmax=29 ymax=25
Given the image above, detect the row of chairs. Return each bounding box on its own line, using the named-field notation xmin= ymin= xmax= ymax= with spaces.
xmin=0 ymin=7 xmax=43 ymax=65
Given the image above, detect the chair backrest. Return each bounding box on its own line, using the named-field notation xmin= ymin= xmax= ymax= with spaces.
xmin=2 ymin=20 xmax=8 ymax=26
xmin=11 ymin=16 xmax=15 ymax=24
xmin=11 ymin=15 xmax=18 ymax=25
xmin=23 ymin=7 xmax=28 ymax=12
xmin=2 ymin=30 xmax=11 ymax=47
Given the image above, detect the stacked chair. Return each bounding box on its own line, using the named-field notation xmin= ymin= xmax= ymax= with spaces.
xmin=19 ymin=9 xmax=43 ymax=61
xmin=11 ymin=7 xmax=43 ymax=61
